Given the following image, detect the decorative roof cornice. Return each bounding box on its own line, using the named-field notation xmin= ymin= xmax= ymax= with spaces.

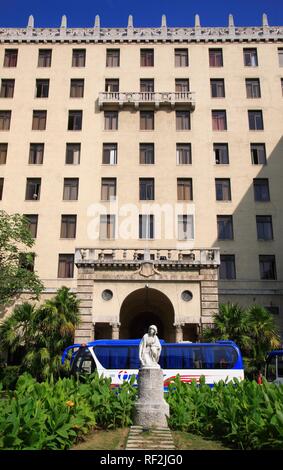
xmin=0 ymin=14 xmax=283 ymax=44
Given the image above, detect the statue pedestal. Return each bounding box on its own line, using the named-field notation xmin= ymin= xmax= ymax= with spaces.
xmin=134 ymin=367 xmax=170 ymax=428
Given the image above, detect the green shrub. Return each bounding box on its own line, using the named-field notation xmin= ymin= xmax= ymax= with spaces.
xmin=0 ymin=372 xmax=137 ymax=450
xmin=0 ymin=365 xmax=21 ymax=390
xmin=166 ymin=376 xmax=283 ymax=450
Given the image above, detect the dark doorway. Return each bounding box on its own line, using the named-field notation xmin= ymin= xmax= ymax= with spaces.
xmin=119 ymin=287 xmax=175 ymax=341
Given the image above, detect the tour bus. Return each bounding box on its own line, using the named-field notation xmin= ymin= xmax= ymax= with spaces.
xmin=265 ymin=350 xmax=283 ymax=384
xmin=62 ymin=339 xmax=244 ymax=388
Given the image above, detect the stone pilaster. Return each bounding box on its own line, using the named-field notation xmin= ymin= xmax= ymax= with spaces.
xmin=174 ymin=323 xmax=184 ymax=342
xmin=200 ymin=267 xmax=219 ymax=324
xmin=111 ymin=322 xmax=121 ymax=339
xmin=74 ymin=267 xmax=94 ymax=344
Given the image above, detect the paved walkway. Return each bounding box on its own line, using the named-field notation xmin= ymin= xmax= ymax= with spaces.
xmin=126 ymin=426 xmax=175 ymax=450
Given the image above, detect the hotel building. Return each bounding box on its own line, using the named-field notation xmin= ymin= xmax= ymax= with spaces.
xmin=0 ymin=14 xmax=282 ymax=342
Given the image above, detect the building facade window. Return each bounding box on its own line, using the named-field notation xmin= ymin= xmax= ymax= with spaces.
xmin=72 ymin=49 xmax=86 ymax=67
xmin=248 ymin=110 xmax=264 ymax=130
xmin=215 ymin=178 xmax=231 ymax=201
xmin=105 ymin=79 xmax=119 ymax=92
xmin=35 ymin=79 xmax=49 ymax=98
xmin=140 ymin=111 xmax=154 ymax=130
xmin=214 ymin=143 xmax=229 ymax=164
xmin=178 ymin=214 xmax=194 ymax=240
xmin=25 ymin=178 xmax=41 ymax=200
xmin=58 ymin=254 xmax=74 ymax=278
xmin=68 ymin=110 xmax=82 ymax=130
xmin=0 ymin=79 xmax=15 ymax=98
xmin=177 ymin=178 xmax=193 ymax=201
xmin=140 ymin=143 xmax=154 ymax=164
xmin=175 ymin=79 xmax=190 ymax=93
xmin=256 ymin=215 xmax=273 ymax=240
xmin=251 ymin=143 xmax=266 ymax=164
xmin=243 ymin=48 xmax=258 ymax=66
xmin=0 ymin=143 xmax=8 ymax=164
xmin=210 ymin=79 xmax=225 ymax=98
xmin=140 ymin=49 xmax=154 ymax=66
xmin=100 ymin=214 xmax=116 ymax=239
xmin=0 ymin=178 xmax=3 ymax=200
xmin=104 ymin=111 xmax=118 ymax=130
xmin=66 ymin=143 xmax=81 ymax=164
xmin=101 ymin=178 xmax=117 ymax=201
xmin=70 ymin=79 xmax=84 ymax=98
xmin=29 ymin=143 xmax=44 ymax=164
xmin=38 ymin=49 xmax=52 ymax=67
xmin=139 ymin=178 xmax=154 ymax=200
xmin=0 ymin=111 xmax=11 ymax=130
xmin=32 ymin=110 xmax=46 ymax=130
xmin=175 ymin=48 xmax=189 ymax=67
xmin=176 ymin=143 xmax=191 ymax=164
xmin=278 ymin=48 xmax=283 ymax=67
xmin=140 ymin=79 xmax=154 ymax=93
xmin=246 ymin=79 xmax=261 ymax=98
xmin=3 ymin=49 xmax=18 ymax=67
xmin=253 ymin=178 xmax=270 ymax=202
xmin=212 ymin=110 xmax=227 ymax=130
xmin=139 ymin=214 xmax=154 ymax=239
xmin=176 ymin=111 xmax=190 ymax=130
xmin=63 ymin=178 xmax=79 ymax=200
xmin=209 ymin=48 xmax=223 ymax=67
xmin=220 ymin=255 xmax=236 ymax=279
xmin=106 ymin=49 xmax=120 ymax=67
xmin=24 ymin=214 xmax=38 ymax=238
xmin=259 ymin=255 xmax=277 ymax=280
xmin=102 ymin=143 xmax=117 ymax=164
xmin=60 ymin=215 xmax=77 ymax=238
xmin=217 ymin=215 xmax=234 ymax=240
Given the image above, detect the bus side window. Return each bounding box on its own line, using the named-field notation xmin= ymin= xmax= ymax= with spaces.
xmin=129 ymin=347 xmax=139 ymax=369
xmin=110 ymin=347 xmax=129 ymax=369
xmin=277 ymin=355 xmax=283 ymax=378
xmin=183 ymin=349 xmax=193 ymax=369
xmin=266 ymin=356 xmax=277 ymax=382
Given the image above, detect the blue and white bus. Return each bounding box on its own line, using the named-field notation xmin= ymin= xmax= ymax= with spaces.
xmin=265 ymin=350 xmax=283 ymax=385
xmin=62 ymin=339 xmax=244 ymax=388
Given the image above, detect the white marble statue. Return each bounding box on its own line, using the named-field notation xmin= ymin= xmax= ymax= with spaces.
xmin=139 ymin=325 xmax=161 ymax=368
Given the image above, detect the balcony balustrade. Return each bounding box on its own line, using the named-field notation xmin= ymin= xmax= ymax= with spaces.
xmin=98 ymin=91 xmax=195 ymax=109
xmin=75 ymin=247 xmax=219 ymax=268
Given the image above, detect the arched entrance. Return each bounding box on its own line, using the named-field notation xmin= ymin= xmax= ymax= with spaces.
xmin=119 ymin=287 xmax=175 ymax=341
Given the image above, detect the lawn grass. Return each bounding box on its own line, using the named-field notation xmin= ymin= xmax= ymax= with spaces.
xmin=173 ymin=431 xmax=231 ymax=450
xmin=73 ymin=428 xmax=129 ymax=450
xmin=72 ymin=429 xmax=231 ymax=450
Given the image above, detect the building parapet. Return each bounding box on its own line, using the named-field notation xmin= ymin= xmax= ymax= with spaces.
xmin=75 ymin=247 xmax=220 ymax=268
xmin=98 ymin=91 xmax=195 ymax=109
xmin=0 ymin=14 xmax=283 ymax=44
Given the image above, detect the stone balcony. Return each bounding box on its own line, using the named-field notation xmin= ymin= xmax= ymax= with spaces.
xmin=75 ymin=247 xmax=220 ymax=269
xmin=98 ymin=91 xmax=196 ymax=110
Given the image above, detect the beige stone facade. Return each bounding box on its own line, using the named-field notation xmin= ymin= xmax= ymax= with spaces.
xmin=0 ymin=15 xmax=282 ymax=340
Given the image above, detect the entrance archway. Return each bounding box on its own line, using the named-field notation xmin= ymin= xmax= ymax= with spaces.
xmin=119 ymin=287 xmax=175 ymax=341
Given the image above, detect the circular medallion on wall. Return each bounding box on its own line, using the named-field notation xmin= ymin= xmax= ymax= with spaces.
xmin=181 ymin=290 xmax=193 ymax=302
xmin=102 ymin=289 xmax=113 ymax=301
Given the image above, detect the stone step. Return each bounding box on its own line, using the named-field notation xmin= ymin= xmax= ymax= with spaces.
xmin=126 ymin=425 xmax=175 ymax=450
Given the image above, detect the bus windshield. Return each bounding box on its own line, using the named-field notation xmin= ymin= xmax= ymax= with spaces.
xmin=266 ymin=351 xmax=283 ymax=383
xmin=71 ymin=347 xmax=96 ymax=374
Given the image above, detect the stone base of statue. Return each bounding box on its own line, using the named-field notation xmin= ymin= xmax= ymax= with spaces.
xmin=134 ymin=367 xmax=170 ymax=428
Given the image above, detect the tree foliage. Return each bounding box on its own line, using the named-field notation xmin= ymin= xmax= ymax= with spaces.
xmin=202 ymin=302 xmax=281 ymax=374
xmin=0 ymin=287 xmax=80 ymax=380
xmin=0 ymin=210 xmax=43 ymax=307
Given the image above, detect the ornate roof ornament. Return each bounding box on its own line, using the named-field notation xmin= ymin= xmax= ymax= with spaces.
xmin=0 ymin=14 xmax=282 ymax=44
